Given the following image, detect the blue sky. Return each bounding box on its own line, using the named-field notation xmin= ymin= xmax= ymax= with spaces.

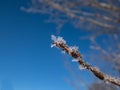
xmin=0 ymin=0 xmax=95 ymax=90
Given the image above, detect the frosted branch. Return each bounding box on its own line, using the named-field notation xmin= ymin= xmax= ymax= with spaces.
xmin=51 ymin=35 xmax=120 ymax=87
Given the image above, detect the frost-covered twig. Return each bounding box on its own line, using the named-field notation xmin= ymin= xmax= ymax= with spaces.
xmin=51 ymin=35 xmax=120 ymax=87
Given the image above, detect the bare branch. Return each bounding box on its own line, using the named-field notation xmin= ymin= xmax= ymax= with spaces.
xmin=44 ymin=0 xmax=119 ymax=30
xmin=90 ymin=0 xmax=120 ymax=12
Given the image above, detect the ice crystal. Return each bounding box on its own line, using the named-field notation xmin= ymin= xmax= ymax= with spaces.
xmin=69 ymin=46 xmax=79 ymax=53
xmin=79 ymin=65 xmax=86 ymax=70
xmin=51 ymin=35 xmax=57 ymax=41
xmin=57 ymin=36 xmax=66 ymax=44
xmin=105 ymin=81 xmax=109 ymax=84
xmin=72 ymin=58 xmax=79 ymax=62
xmin=51 ymin=44 xmax=56 ymax=48
xmin=51 ymin=35 xmax=66 ymax=44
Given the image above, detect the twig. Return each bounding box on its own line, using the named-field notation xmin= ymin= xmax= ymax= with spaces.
xmin=51 ymin=35 xmax=120 ymax=87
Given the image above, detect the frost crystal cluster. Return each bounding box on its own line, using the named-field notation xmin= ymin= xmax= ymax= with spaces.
xmin=79 ymin=65 xmax=86 ymax=70
xmin=72 ymin=58 xmax=79 ymax=62
xmin=51 ymin=35 xmax=66 ymax=48
xmin=69 ymin=46 xmax=79 ymax=53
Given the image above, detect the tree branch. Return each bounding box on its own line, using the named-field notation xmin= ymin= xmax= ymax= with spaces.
xmin=51 ymin=35 xmax=120 ymax=87
xmin=22 ymin=0 xmax=120 ymax=34
xmin=44 ymin=0 xmax=117 ymax=29
xmin=90 ymin=0 xmax=120 ymax=12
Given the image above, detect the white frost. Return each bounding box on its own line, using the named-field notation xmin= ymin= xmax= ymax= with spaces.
xmin=69 ymin=46 xmax=79 ymax=53
xmin=51 ymin=44 xmax=56 ymax=48
xmin=51 ymin=35 xmax=57 ymax=41
xmin=51 ymin=35 xmax=66 ymax=44
xmin=72 ymin=58 xmax=79 ymax=62
xmin=79 ymin=65 xmax=86 ymax=70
